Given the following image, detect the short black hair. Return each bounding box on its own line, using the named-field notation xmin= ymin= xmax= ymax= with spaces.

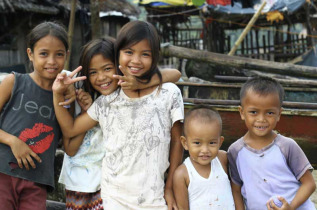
xmin=183 ymin=105 xmax=222 ymax=136
xmin=240 ymin=77 xmax=284 ymax=106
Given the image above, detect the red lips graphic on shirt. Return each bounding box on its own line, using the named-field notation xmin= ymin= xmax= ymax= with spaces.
xmin=19 ymin=123 xmax=54 ymax=154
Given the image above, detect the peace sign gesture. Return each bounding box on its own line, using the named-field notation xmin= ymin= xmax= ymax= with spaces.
xmin=113 ymin=65 xmax=140 ymax=90
xmin=52 ymin=66 xmax=87 ymax=95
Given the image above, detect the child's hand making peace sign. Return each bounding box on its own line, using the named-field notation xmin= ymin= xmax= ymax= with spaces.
xmin=112 ymin=65 xmax=140 ymax=90
xmin=53 ymin=66 xmax=86 ymax=106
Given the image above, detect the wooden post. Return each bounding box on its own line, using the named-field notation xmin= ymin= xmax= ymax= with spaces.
xmin=228 ymin=1 xmax=267 ymax=56
xmin=91 ymin=0 xmax=101 ymax=39
xmin=64 ymin=0 xmax=77 ymax=70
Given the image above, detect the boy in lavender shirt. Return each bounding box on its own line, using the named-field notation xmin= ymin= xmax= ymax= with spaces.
xmin=228 ymin=77 xmax=316 ymax=210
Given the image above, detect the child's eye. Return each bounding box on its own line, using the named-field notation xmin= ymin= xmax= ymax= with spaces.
xmin=57 ymin=52 xmax=65 ymax=57
xmin=209 ymin=141 xmax=217 ymax=145
xmin=249 ymin=111 xmax=257 ymax=114
xmin=89 ymin=71 xmax=96 ymax=75
xmin=104 ymin=67 xmax=114 ymax=72
xmin=193 ymin=142 xmax=200 ymax=145
xmin=142 ymin=53 xmax=151 ymax=57
xmin=40 ymin=52 xmax=48 ymax=56
xmin=124 ymin=50 xmax=133 ymax=55
xmin=267 ymin=111 xmax=275 ymax=115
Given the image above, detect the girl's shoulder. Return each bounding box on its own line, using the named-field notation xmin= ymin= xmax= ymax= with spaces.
xmin=0 ymin=73 xmax=16 ymax=108
xmin=161 ymin=82 xmax=182 ymax=94
xmin=161 ymin=82 xmax=178 ymax=89
xmin=174 ymin=163 xmax=189 ymax=181
xmin=0 ymin=73 xmax=15 ymax=91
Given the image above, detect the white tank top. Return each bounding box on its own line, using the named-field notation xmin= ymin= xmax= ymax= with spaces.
xmin=184 ymin=157 xmax=235 ymax=210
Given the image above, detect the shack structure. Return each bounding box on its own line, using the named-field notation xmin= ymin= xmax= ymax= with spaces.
xmin=139 ymin=0 xmax=317 ymax=62
xmin=0 ymin=0 xmax=139 ymax=73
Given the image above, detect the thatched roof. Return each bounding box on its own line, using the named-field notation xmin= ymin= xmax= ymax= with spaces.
xmin=0 ymin=0 xmax=63 ymax=15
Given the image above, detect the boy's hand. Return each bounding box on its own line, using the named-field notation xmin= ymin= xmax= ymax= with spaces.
xmin=113 ymin=65 xmax=139 ymax=90
xmin=76 ymin=89 xmax=93 ymax=112
xmin=53 ymin=66 xmax=86 ymax=97
xmin=10 ymin=137 xmax=42 ymax=170
xmin=266 ymin=196 xmax=294 ymax=210
xmin=164 ymin=188 xmax=178 ymax=210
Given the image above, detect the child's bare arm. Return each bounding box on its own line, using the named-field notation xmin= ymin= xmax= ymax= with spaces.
xmin=113 ymin=66 xmax=181 ymax=90
xmin=63 ymin=89 xmax=93 ymax=156
xmin=165 ymin=120 xmax=183 ymax=210
xmin=287 ymin=170 xmax=315 ymax=210
xmin=158 ymin=68 xmax=181 ymax=83
xmin=63 ymin=133 xmax=86 ymax=156
xmin=0 ymin=74 xmax=41 ymax=170
xmin=173 ymin=164 xmax=189 ymax=210
xmin=232 ymin=182 xmax=245 ymax=210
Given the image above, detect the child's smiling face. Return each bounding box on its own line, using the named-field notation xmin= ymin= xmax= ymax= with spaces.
xmin=88 ymin=54 xmax=118 ymax=96
xmin=118 ymin=39 xmax=152 ymax=77
xmin=182 ymin=119 xmax=223 ymax=167
xmin=27 ymin=35 xmax=67 ymax=81
xmin=239 ymin=89 xmax=282 ymax=141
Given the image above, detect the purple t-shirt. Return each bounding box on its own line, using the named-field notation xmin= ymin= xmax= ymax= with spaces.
xmin=228 ymin=134 xmax=315 ymax=210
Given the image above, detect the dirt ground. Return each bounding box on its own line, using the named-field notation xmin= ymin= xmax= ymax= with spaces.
xmin=312 ymin=170 xmax=317 ymax=208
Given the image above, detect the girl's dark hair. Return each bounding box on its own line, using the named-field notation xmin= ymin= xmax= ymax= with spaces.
xmin=27 ymin=21 xmax=68 ymax=71
xmin=114 ymin=20 xmax=162 ymax=85
xmin=240 ymin=77 xmax=284 ymax=106
xmin=76 ymin=37 xmax=116 ymax=100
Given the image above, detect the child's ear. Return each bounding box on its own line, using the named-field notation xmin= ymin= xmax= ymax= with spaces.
xmin=219 ymin=136 xmax=224 ymax=148
xmin=277 ymin=107 xmax=283 ymax=121
xmin=180 ymin=136 xmax=188 ymax=150
xmin=238 ymin=105 xmax=245 ymax=120
xmin=27 ymin=48 xmax=33 ymax=62
xmin=66 ymin=50 xmax=70 ymax=59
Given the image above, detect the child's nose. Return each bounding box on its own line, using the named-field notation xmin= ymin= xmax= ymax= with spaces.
xmin=257 ymin=114 xmax=266 ymax=122
xmin=47 ymin=55 xmax=56 ymax=64
xmin=201 ymin=145 xmax=209 ymax=153
xmin=97 ymin=72 xmax=106 ymax=81
xmin=131 ymin=55 xmax=141 ymax=63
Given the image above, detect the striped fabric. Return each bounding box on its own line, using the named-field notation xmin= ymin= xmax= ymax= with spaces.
xmin=65 ymin=189 xmax=103 ymax=210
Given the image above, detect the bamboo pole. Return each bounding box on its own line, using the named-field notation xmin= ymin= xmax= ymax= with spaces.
xmin=228 ymin=1 xmax=267 ymax=56
xmin=65 ymin=0 xmax=77 ymax=70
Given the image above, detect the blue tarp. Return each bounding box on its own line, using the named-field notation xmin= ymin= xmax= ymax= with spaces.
xmin=207 ymin=0 xmax=306 ymax=14
xmin=296 ymin=46 xmax=317 ymax=67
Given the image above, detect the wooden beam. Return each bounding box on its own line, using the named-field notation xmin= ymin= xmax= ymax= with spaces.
xmin=161 ymin=44 xmax=317 ymax=78
xmin=183 ymin=98 xmax=317 ymax=109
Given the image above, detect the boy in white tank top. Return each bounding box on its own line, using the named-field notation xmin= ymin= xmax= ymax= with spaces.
xmin=173 ymin=106 xmax=235 ymax=210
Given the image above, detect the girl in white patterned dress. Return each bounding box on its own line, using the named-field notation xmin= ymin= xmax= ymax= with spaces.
xmin=56 ymin=35 xmax=182 ymax=210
